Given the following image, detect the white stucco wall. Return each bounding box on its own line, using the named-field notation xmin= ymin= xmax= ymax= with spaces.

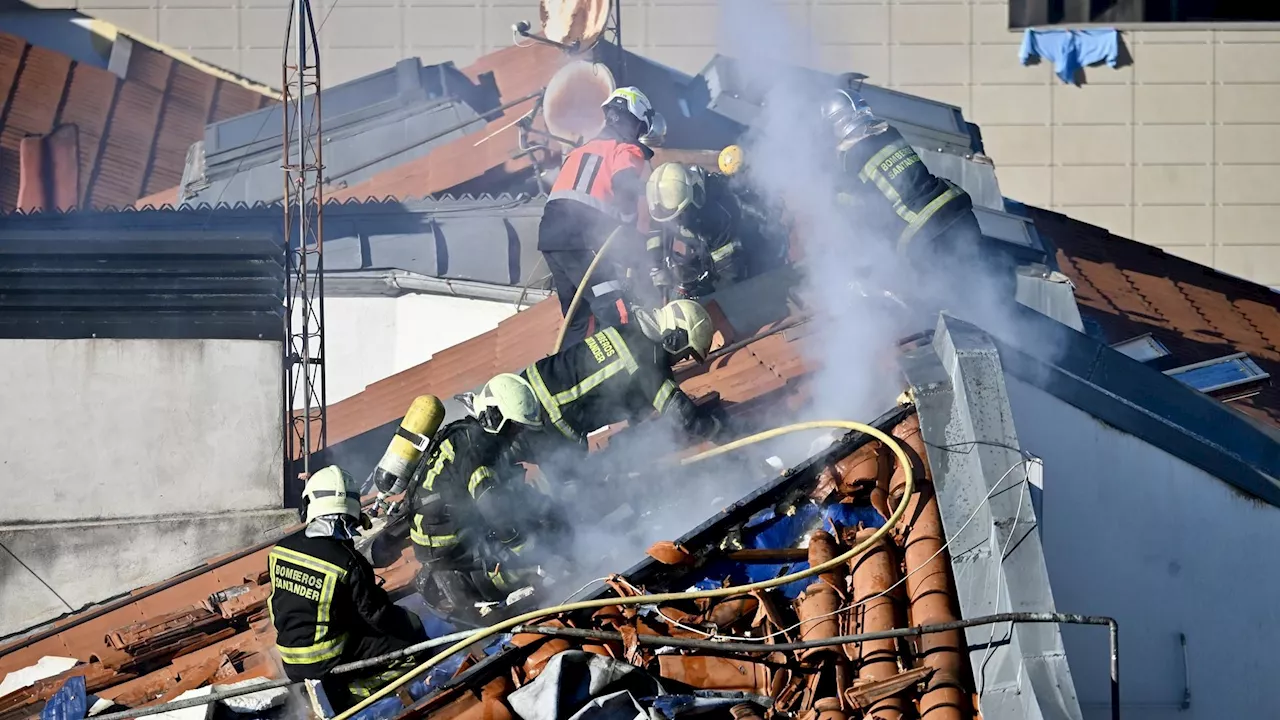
xmin=1005 ymin=377 xmax=1280 ymax=720
xmin=0 ymin=337 xmax=293 ymax=636
xmin=0 ymin=338 xmax=283 ymax=523
xmin=293 ymin=293 xmax=520 ymax=405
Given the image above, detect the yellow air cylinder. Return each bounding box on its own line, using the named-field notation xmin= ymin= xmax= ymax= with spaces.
xmin=372 ymin=395 xmax=445 ymax=493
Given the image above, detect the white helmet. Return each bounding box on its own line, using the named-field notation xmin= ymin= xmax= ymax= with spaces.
xmin=602 ymin=87 xmax=654 ymax=135
xmin=646 ymin=162 xmax=706 ymax=223
xmin=475 ymin=373 xmax=542 ymax=434
xmin=301 ymin=465 xmax=363 ymax=524
xmin=640 ymin=111 xmax=667 ymax=148
xmin=656 ymin=299 xmax=715 ymax=362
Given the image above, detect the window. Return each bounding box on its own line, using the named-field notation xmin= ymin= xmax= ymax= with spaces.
xmin=1010 ymin=0 xmax=1280 ymax=28
xmin=1112 ymin=334 xmax=1170 ymax=363
xmin=1166 ymin=353 xmax=1271 ymax=398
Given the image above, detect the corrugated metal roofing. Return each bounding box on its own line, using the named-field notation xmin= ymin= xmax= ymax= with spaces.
xmin=0 ymin=195 xmax=548 ymax=292
xmin=0 ymin=228 xmax=285 ymax=340
xmin=0 ymin=32 xmax=272 ymax=213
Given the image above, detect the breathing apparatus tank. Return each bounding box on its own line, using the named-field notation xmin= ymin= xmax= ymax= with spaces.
xmin=371 ymin=395 xmax=445 ymax=495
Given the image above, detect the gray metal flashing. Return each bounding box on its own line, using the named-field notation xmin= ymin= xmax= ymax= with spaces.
xmin=991 ymin=305 xmax=1280 ymax=505
xmin=1015 ymin=267 xmax=1085 ymax=332
xmin=691 ymin=54 xmax=979 ymax=155
xmin=202 ymin=58 xmax=479 ymax=156
xmin=901 ymin=313 xmax=1084 ymax=720
xmin=0 ymin=229 xmax=285 ymax=340
xmin=917 ymin=148 xmax=1004 ymax=212
xmin=324 ymin=269 xmax=550 ymax=303
xmin=0 ymin=195 xmax=549 ymax=290
xmin=186 ymin=100 xmax=483 ymax=206
xmin=974 ymin=206 xmax=1054 ymax=268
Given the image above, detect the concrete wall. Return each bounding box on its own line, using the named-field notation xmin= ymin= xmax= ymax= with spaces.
xmin=1004 ymin=376 xmax=1280 ymax=719
xmin=0 ymin=338 xmax=294 ymax=636
xmin=38 ymin=0 xmax=1280 ymax=285
xmin=294 ymin=293 xmax=519 ymax=405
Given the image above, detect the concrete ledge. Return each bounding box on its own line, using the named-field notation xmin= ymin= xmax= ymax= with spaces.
xmin=0 ymin=509 xmax=297 ymax=637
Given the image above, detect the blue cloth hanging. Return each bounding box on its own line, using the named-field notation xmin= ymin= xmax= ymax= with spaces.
xmin=1020 ymin=29 xmax=1120 ymax=84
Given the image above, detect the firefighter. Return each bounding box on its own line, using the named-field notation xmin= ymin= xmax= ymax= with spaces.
xmin=540 ymin=86 xmax=657 ymax=346
xmin=820 ymin=88 xmax=983 ymax=265
xmin=482 ymin=299 xmax=728 ymax=462
xmin=408 ymin=374 xmax=569 ymax=624
xmin=269 ymin=466 xmax=427 ymax=709
xmin=645 ymin=161 xmax=786 ymax=299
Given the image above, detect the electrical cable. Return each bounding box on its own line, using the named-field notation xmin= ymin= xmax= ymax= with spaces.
xmin=632 ymin=454 xmax=1035 ymax=643
xmin=331 ymin=419 xmax=916 ymax=720
xmin=551 ymin=225 xmax=623 ymax=354
xmin=0 ymin=540 xmax=73 ymax=613
xmin=977 ymin=456 xmax=1034 ymax=697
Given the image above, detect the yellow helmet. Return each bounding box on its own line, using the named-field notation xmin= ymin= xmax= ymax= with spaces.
xmin=475 ymin=373 xmax=542 ymax=434
xmin=656 ymin=299 xmax=715 ymax=362
xmin=718 ymin=145 xmax=744 ymax=176
xmin=301 ymin=466 xmax=362 ymax=524
xmin=646 ymin=162 xmax=706 ymax=223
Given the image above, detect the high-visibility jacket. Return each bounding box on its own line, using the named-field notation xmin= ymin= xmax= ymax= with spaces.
xmin=268 ymin=530 xmax=424 ymax=680
xmin=520 ymin=324 xmax=717 ymax=444
xmin=548 ymin=134 xmax=648 ymax=224
xmin=404 ymin=417 xmax=535 ymax=591
xmin=836 ymin=125 xmax=974 ymax=256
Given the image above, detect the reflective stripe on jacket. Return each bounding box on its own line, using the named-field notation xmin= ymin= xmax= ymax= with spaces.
xmin=549 ymin=137 xmax=647 ymax=221
xmin=838 ymin=125 xmax=973 ymax=252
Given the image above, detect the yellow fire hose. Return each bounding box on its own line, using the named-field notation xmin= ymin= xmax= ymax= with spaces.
xmin=551 ymin=226 xmax=624 ymax=355
xmin=333 ymin=419 xmax=916 ymax=720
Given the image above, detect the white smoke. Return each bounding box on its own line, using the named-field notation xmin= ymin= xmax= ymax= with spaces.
xmin=717 ymin=0 xmax=1046 ymax=423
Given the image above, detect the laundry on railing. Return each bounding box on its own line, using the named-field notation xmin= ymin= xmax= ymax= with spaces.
xmin=1019 ymin=28 xmax=1120 ymax=84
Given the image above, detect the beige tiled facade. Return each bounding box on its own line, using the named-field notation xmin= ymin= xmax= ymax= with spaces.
xmin=37 ymin=0 xmax=1280 ymax=285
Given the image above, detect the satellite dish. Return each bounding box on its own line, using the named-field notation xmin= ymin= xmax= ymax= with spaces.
xmin=543 ymin=60 xmax=616 ymax=145
xmin=540 ymin=0 xmax=610 ymax=50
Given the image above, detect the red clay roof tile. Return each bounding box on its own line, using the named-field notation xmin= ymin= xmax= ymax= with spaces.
xmin=329 ymin=44 xmax=566 ymax=201
xmin=0 ymin=33 xmax=273 ymax=213
xmin=1034 ymin=205 xmax=1280 ymax=429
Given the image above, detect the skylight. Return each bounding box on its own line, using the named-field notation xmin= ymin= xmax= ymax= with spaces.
xmin=1112 ymin=334 xmax=1171 ymax=363
xmin=1166 ymin=353 xmax=1271 ymax=395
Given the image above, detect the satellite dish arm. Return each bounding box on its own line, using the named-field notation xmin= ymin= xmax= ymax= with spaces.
xmin=514 ymin=21 xmax=581 ymax=53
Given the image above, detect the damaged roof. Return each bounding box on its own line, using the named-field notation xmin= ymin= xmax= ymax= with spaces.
xmin=0 ymin=31 xmax=272 ymax=213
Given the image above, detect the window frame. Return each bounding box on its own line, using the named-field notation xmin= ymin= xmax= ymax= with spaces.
xmin=1111 ymin=333 xmax=1171 ymax=364
xmin=1164 ymin=352 xmax=1271 ymax=395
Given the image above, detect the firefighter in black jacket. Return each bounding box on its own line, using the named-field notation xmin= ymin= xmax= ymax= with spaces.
xmin=479 ymin=299 xmax=727 ymax=458
xmin=645 ymin=161 xmax=787 ymax=299
xmin=820 ymin=88 xmax=983 ymax=265
xmin=408 ymin=375 xmax=569 ymax=624
xmin=540 ymin=87 xmax=657 ymax=346
xmin=269 ymin=466 xmax=427 ymax=708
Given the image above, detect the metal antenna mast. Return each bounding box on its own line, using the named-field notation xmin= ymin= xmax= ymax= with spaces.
xmin=281 ymin=0 xmax=327 ymax=482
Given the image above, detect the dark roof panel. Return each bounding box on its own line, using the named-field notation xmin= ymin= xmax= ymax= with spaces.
xmin=1034 ymin=205 xmax=1280 ymax=429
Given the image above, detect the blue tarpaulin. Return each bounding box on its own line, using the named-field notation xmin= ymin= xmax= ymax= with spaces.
xmin=690 ymin=501 xmax=885 ymax=599
xmin=40 ymin=676 xmax=87 ymax=720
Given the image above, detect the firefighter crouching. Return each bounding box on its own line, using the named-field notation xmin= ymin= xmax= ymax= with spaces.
xmin=645 ymin=159 xmax=787 ymax=299
xmin=478 ymin=299 xmax=731 ymax=489
xmin=269 ymin=466 xmax=427 ymax=709
xmin=539 ymin=86 xmax=657 ymax=346
xmin=409 ymin=375 xmax=570 ymax=624
xmin=821 ymin=88 xmax=982 ymax=266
